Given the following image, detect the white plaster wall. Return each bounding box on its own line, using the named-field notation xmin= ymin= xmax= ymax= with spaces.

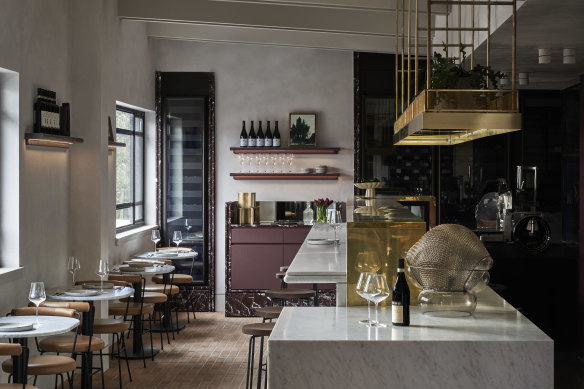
xmin=154 ymin=40 xmax=354 ymax=310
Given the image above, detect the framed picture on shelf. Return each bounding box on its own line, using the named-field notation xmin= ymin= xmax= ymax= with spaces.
xmin=289 ymin=113 xmax=317 ymax=147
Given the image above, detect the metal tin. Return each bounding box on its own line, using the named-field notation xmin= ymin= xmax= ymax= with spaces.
xmin=238 ymin=192 xmax=256 ymax=208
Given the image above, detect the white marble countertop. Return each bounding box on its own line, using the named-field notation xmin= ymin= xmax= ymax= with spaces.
xmin=284 ymin=224 xmax=346 ymax=284
xmin=135 ymin=251 xmax=197 ymax=260
xmin=270 ymin=287 xmax=552 ymax=342
xmin=0 ymin=316 xmax=79 ymax=338
xmin=48 ymin=286 xmax=134 ymax=302
xmin=113 ymin=264 xmax=175 ymax=275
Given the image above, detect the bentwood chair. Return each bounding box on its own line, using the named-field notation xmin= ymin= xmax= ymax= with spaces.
xmin=2 ymin=307 xmax=78 ymax=389
xmin=0 ymin=343 xmax=38 ymax=389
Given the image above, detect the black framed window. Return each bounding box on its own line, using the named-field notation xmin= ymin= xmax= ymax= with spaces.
xmin=115 ymin=106 xmax=145 ymax=231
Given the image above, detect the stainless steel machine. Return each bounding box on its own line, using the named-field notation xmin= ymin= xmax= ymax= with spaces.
xmin=475 ymin=166 xmax=551 ymax=253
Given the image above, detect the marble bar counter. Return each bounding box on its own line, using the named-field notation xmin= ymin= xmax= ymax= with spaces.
xmin=268 ymin=287 xmax=553 ymax=389
xmin=284 ymin=224 xmax=347 ymax=305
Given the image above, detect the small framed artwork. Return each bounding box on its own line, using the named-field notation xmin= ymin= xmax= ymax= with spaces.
xmin=289 ymin=113 xmax=317 ymax=147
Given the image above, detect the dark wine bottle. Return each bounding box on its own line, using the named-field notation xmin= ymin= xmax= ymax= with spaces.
xmin=257 ymin=121 xmax=265 ymax=147
xmin=240 ymin=121 xmax=248 ymax=147
xmin=273 ymin=120 xmax=281 ymax=147
xmin=392 ymin=258 xmax=410 ymax=326
xmin=265 ymin=121 xmax=273 ymax=147
xmin=248 ymin=120 xmax=257 ymax=147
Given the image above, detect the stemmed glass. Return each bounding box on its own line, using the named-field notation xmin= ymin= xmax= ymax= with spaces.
xmin=96 ymin=259 xmax=109 ymax=293
xmin=67 ymin=256 xmax=80 ymax=287
xmin=173 ymin=231 xmax=183 ymax=253
xmin=363 ymin=274 xmax=391 ymax=328
xmin=151 ymin=230 xmax=161 ymax=253
xmin=185 ymin=219 xmax=191 ymax=239
xmin=356 ymin=272 xmax=375 ymax=324
xmin=328 ymin=210 xmax=342 ymax=245
xmin=29 ymin=282 xmax=46 ymax=327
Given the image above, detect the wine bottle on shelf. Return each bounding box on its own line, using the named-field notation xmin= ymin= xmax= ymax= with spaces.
xmin=248 ymin=120 xmax=257 ymax=147
xmin=264 ymin=121 xmax=273 ymax=147
xmin=273 ymin=120 xmax=281 ymax=147
xmin=392 ymin=258 xmax=410 ymax=327
xmin=240 ymin=121 xmax=248 ymax=147
xmin=257 ymin=121 xmax=265 ymax=147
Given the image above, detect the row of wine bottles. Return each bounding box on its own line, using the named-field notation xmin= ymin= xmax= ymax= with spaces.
xmin=240 ymin=120 xmax=281 ymax=147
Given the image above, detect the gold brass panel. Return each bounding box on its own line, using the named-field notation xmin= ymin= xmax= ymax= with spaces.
xmin=238 ymin=206 xmax=260 ymax=225
xmin=238 ymin=192 xmax=256 ymax=208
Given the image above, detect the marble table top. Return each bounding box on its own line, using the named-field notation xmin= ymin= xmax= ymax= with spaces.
xmin=135 ymin=251 xmax=197 ymax=260
xmin=284 ymin=224 xmax=346 ymax=284
xmin=114 ymin=264 xmax=175 ymax=275
xmin=48 ymin=286 xmax=134 ymax=302
xmin=0 ymin=316 xmax=79 ymax=338
xmin=270 ymin=287 xmax=552 ymax=342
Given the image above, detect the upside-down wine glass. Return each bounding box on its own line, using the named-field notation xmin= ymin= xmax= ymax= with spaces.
xmin=151 ymin=230 xmax=161 ymax=253
xmin=96 ymin=259 xmax=109 ymax=293
xmin=173 ymin=231 xmax=183 ymax=254
xmin=356 ymin=272 xmax=375 ymax=324
xmin=67 ymin=256 xmax=80 ymax=287
xmin=363 ymin=274 xmax=391 ymax=328
xmin=29 ymin=282 xmax=46 ymax=327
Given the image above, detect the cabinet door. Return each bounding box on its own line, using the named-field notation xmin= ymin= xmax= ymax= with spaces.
xmin=231 ymin=244 xmax=283 ymax=290
xmin=283 ymin=227 xmax=311 ymax=244
xmin=232 ymin=228 xmax=283 ymax=244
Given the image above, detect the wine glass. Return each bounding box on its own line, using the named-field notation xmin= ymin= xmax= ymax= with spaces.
xmin=238 ymin=155 xmax=246 ymax=173
xmin=363 ymin=274 xmax=391 ymax=328
xmin=173 ymin=231 xmax=183 ymax=253
xmin=29 ymin=282 xmax=46 ymax=327
xmin=151 ymin=230 xmax=161 ymax=253
xmin=355 ymin=251 xmax=382 ymax=273
xmin=328 ymin=210 xmax=342 ymax=245
xmin=185 ymin=219 xmax=192 ymax=238
xmin=356 ymin=272 xmax=375 ymax=324
xmin=67 ymin=256 xmax=80 ymax=286
xmin=96 ymin=259 xmax=109 ymax=293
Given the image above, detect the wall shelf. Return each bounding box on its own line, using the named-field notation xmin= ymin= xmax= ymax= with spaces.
xmin=230 ymin=173 xmax=339 ymax=180
xmin=25 ymin=133 xmax=84 ymax=149
xmin=108 ymin=141 xmax=126 ymax=151
xmin=230 ymin=147 xmax=340 ymax=154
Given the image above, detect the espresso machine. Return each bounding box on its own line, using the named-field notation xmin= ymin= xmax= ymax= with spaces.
xmin=475 ymin=166 xmax=551 ymax=253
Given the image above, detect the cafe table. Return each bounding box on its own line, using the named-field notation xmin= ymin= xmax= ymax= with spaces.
xmin=113 ymin=264 xmax=174 ymax=360
xmin=48 ymin=284 xmax=133 ymax=389
xmin=0 ymin=315 xmax=79 ymax=385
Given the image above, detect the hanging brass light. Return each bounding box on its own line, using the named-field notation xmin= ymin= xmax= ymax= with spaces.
xmin=394 ymin=0 xmax=521 ymax=146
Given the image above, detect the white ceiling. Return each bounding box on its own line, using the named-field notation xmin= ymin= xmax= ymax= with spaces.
xmin=119 ymin=0 xmax=584 ymax=89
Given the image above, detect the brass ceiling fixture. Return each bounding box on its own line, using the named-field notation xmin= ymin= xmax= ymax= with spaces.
xmin=394 ymin=0 xmax=521 ymax=146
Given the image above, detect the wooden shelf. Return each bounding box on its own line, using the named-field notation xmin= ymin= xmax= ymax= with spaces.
xmin=108 ymin=141 xmax=126 ymax=151
xmin=231 ymin=173 xmax=339 ymax=180
xmin=230 ymin=147 xmax=340 ymax=154
xmin=25 ymin=133 xmax=84 ymax=149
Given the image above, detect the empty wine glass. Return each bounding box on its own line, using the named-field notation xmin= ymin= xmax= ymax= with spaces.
xmin=173 ymin=231 xmax=183 ymax=253
xmin=29 ymin=282 xmax=46 ymax=327
xmin=356 ymin=272 xmax=375 ymax=324
xmin=328 ymin=210 xmax=342 ymax=245
xmin=96 ymin=259 xmax=109 ymax=293
xmin=355 ymin=251 xmax=382 ymax=273
xmin=67 ymin=256 xmax=80 ymax=286
xmin=363 ymin=274 xmax=391 ymax=328
xmin=151 ymin=230 xmax=161 ymax=253
xmin=238 ymin=155 xmax=246 ymax=173
xmin=185 ymin=219 xmax=191 ymax=239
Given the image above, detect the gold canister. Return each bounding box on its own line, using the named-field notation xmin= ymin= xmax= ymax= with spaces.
xmin=238 ymin=206 xmax=260 ymax=225
xmin=238 ymin=192 xmax=256 ymax=208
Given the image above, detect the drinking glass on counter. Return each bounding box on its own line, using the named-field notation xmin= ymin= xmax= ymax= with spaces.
xmin=29 ymin=282 xmax=46 ymax=326
xmin=328 ymin=210 xmax=342 ymax=244
xmin=363 ymin=274 xmax=390 ymax=328
xmin=96 ymin=259 xmax=109 ymax=293
xmin=67 ymin=256 xmax=80 ymax=286
xmin=173 ymin=231 xmax=183 ymax=253
xmin=356 ymin=272 xmax=375 ymax=324
xmin=151 ymin=230 xmax=161 ymax=252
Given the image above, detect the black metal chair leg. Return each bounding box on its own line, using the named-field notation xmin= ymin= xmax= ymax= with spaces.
xmin=121 ymin=333 xmax=132 ymax=382
xmin=257 ymin=336 xmax=265 ymax=389
xmin=100 ymin=349 xmax=105 ymax=389
xmin=148 ymin=314 xmax=155 ymax=361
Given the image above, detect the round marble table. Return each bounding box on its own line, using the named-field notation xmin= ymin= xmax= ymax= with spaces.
xmin=0 ymin=315 xmax=79 ymax=384
xmin=134 ymin=251 xmax=198 ymax=261
xmin=48 ymin=286 xmax=134 ymax=389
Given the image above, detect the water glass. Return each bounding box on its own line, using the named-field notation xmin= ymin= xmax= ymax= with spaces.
xmin=363 ymin=274 xmax=390 ymax=328
xmin=151 ymin=230 xmax=161 ymax=252
xmin=173 ymin=231 xmax=183 ymax=253
xmin=96 ymin=259 xmax=109 ymax=293
xmin=29 ymin=282 xmax=46 ymax=327
xmin=328 ymin=210 xmax=342 ymax=244
xmin=67 ymin=256 xmax=80 ymax=286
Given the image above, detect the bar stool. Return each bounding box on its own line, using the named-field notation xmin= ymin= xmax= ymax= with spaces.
xmin=242 ymin=322 xmax=274 ymax=389
xmin=152 ymin=258 xmax=198 ymax=323
xmin=254 ymin=306 xmax=283 ymax=323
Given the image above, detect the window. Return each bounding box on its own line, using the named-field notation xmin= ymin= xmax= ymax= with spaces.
xmin=115 ymin=107 xmax=145 ymax=231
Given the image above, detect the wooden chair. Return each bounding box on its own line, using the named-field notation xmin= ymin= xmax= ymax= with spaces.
xmin=2 ymin=307 xmax=78 ymax=389
xmin=0 ymin=344 xmax=38 ymax=389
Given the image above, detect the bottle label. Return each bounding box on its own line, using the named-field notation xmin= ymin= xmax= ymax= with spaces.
xmin=248 ymin=138 xmax=257 ymax=147
xmin=240 ymin=138 xmax=248 ymax=147
xmin=264 ymin=138 xmax=273 ymax=147
xmin=273 ymin=139 xmax=281 ymax=147
xmin=392 ymin=303 xmax=404 ymax=323
xmin=256 ymin=138 xmax=265 ymax=147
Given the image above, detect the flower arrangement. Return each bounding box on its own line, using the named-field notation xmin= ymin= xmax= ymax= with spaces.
xmin=314 ymin=198 xmax=333 ymax=223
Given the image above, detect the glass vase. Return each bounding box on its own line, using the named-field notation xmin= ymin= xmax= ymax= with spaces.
xmin=316 ymin=206 xmax=327 ymax=223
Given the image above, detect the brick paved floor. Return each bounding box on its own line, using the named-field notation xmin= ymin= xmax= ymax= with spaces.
xmin=99 ymin=312 xmax=260 ymax=389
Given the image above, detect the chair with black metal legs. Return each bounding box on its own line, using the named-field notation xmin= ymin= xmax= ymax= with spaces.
xmin=0 ymin=343 xmax=38 ymax=389
xmin=242 ymin=322 xmax=274 ymax=389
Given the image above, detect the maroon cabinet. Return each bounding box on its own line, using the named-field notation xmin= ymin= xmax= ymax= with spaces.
xmin=231 ymin=244 xmax=283 ymax=289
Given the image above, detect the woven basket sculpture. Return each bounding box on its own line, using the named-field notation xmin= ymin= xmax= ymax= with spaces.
xmin=406 ymin=224 xmax=493 ymax=316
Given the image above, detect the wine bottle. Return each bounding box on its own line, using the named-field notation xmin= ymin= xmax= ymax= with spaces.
xmin=240 ymin=121 xmax=248 ymax=147
xmin=257 ymin=121 xmax=265 ymax=147
xmin=265 ymin=121 xmax=273 ymax=147
xmin=273 ymin=120 xmax=281 ymax=147
xmin=392 ymin=258 xmax=410 ymax=326
xmin=248 ymin=120 xmax=257 ymax=147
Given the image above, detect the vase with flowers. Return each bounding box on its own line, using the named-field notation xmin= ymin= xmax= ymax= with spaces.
xmin=314 ymin=198 xmax=333 ymax=224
